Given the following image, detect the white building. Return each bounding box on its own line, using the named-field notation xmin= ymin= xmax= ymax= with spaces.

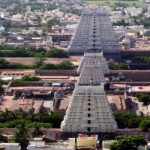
xmin=0 ymin=143 xmax=20 ymax=150
xmin=102 ymin=140 xmax=115 ymax=150
xmin=27 ymin=138 xmax=75 ymax=150
xmin=125 ymin=7 xmax=142 ymax=16
xmin=61 ymin=53 xmax=118 ymax=133
xmin=61 ymin=85 xmax=117 ymax=133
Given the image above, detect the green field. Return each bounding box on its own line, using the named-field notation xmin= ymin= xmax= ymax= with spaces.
xmin=83 ymin=0 xmax=143 ymax=7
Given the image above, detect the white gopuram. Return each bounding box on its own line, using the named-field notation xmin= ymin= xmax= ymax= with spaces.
xmin=68 ymin=9 xmax=122 ymax=56
xmin=61 ymin=53 xmax=118 ymax=133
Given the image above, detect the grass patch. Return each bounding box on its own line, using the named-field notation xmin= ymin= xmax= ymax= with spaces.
xmin=83 ymin=0 xmax=143 ymax=7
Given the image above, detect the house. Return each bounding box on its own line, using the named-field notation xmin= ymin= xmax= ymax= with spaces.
xmin=11 ymin=14 xmax=22 ymax=22
xmin=6 ymin=36 xmax=52 ymax=49
xmin=27 ymin=138 xmax=75 ymax=150
xmin=125 ymin=7 xmax=142 ymax=16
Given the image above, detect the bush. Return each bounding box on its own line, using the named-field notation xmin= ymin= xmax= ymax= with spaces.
xmin=113 ymin=111 xmax=142 ymax=129
xmin=10 ymin=79 xmax=27 ymax=87
xmin=111 ymin=136 xmax=147 ymax=150
xmin=108 ymin=62 xmax=128 ymax=70
xmin=113 ymin=19 xmax=129 ymax=26
xmin=0 ymin=47 xmax=46 ymax=57
xmin=10 ymin=75 xmax=40 ymax=87
xmin=0 ymin=59 xmax=75 ymax=70
xmin=41 ymin=113 xmax=64 ymax=128
xmin=57 ymin=61 xmax=75 ymax=70
xmin=21 ymin=75 xmax=40 ymax=81
xmin=46 ymin=49 xmax=68 ymax=58
xmin=132 ymin=56 xmax=150 ymax=63
xmin=132 ymin=15 xmax=150 ymax=28
xmin=0 ymin=109 xmax=64 ymax=128
xmin=140 ymin=119 xmax=150 ymax=132
xmin=39 ymin=61 xmax=75 ymax=70
xmin=39 ymin=63 xmax=56 ymax=70
xmin=0 ymin=59 xmax=31 ymax=69
xmin=0 ymin=119 xmax=31 ymax=128
xmin=0 ymin=46 xmax=70 ymax=58
xmin=136 ymin=93 xmax=150 ymax=105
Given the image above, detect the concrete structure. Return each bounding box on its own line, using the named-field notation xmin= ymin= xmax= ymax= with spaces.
xmin=68 ymin=9 xmax=121 ymax=58
xmin=102 ymin=140 xmax=115 ymax=150
xmin=27 ymin=138 xmax=75 ymax=150
xmin=0 ymin=143 xmax=20 ymax=150
xmin=61 ymin=53 xmax=118 ymax=133
xmin=76 ymin=135 xmax=97 ymax=149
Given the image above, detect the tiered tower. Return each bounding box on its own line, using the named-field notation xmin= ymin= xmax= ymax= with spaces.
xmin=68 ymin=9 xmax=121 ymax=58
xmin=61 ymin=53 xmax=118 ymax=133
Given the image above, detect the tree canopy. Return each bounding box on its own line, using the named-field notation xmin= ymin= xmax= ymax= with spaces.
xmin=110 ymin=136 xmax=147 ymax=150
xmin=14 ymin=123 xmax=29 ymax=150
xmin=113 ymin=111 xmax=147 ymax=129
xmin=46 ymin=49 xmax=68 ymax=58
xmin=140 ymin=119 xmax=150 ymax=132
xmin=136 ymin=93 xmax=150 ymax=105
xmin=108 ymin=62 xmax=128 ymax=70
xmin=0 ymin=59 xmax=75 ymax=70
xmin=10 ymin=75 xmax=40 ymax=87
xmin=0 ymin=47 xmax=69 ymax=58
xmin=0 ymin=108 xmax=64 ymax=129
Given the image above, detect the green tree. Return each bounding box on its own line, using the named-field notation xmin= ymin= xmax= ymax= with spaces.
xmin=41 ymin=112 xmax=64 ymax=128
xmin=47 ymin=18 xmax=59 ymax=31
xmin=10 ymin=79 xmax=27 ymax=87
xmin=57 ymin=61 xmax=75 ymax=70
xmin=2 ymin=20 xmax=12 ymax=28
xmin=136 ymin=93 xmax=150 ymax=105
xmin=21 ymin=75 xmax=40 ymax=81
xmin=111 ymin=136 xmax=147 ymax=150
xmin=33 ymin=56 xmax=45 ymax=68
xmin=113 ymin=111 xmax=141 ymax=128
xmin=113 ymin=19 xmax=129 ymax=26
xmin=0 ymin=59 xmax=30 ymax=69
xmin=0 ymin=109 xmax=63 ymax=129
xmin=10 ymin=75 xmax=40 ymax=87
xmin=46 ymin=49 xmax=68 ymax=58
xmin=140 ymin=119 xmax=150 ymax=132
xmin=38 ymin=63 xmax=56 ymax=70
xmin=108 ymin=62 xmax=128 ymax=70
xmin=14 ymin=123 xmax=29 ymax=150
xmin=31 ymin=123 xmax=43 ymax=137
xmin=111 ymin=139 xmax=136 ymax=150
